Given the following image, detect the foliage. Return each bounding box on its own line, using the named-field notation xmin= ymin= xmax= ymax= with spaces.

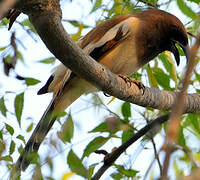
xmin=0 ymin=0 xmax=199 ymax=179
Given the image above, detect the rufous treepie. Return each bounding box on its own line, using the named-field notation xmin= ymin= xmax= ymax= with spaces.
xmin=15 ymin=9 xmax=189 ymax=171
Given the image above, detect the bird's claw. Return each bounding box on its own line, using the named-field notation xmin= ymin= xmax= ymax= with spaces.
xmin=118 ymin=75 xmax=145 ymax=94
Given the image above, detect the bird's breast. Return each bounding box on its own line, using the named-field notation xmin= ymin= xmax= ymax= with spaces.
xmin=99 ymin=35 xmax=140 ymax=76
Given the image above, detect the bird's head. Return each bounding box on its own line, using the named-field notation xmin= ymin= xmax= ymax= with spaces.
xmin=136 ymin=9 xmax=189 ymax=65
xmin=162 ymin=11 xmax=189 ymax=65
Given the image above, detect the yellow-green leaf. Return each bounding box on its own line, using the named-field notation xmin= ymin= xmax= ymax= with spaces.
xmin=57 ymin=114 xmax=74 ymax=143
xmin=61 ymin=172 xmax=74 ymax=180
xmin=25 ymin=78 xmax=41 ymax=86
xmin=146 ymin=64 xmax=158 ymax=88
xmin=82 ymin=136 xmax=109 ymax=158
xmin=121 ymin=102 xmax=131 ymax=120
xmin=71 ymin=24 xmax=84 ymax=41
xmin=91 ymin=0 xmax=102 ymax=13
xmin=177 ymin=0 xmax=197 ymax=19
xmin=9 ymin=140 xmax=15 ymax=155
xmin=6 ymin=124 xmax=14 ymax=136
xmin=0 ymin=155 xmax=13 ymax=162
xmin=14 ymin=92 xmax=24 ymax=126
xmin=39 ymin=57 xmax=56 ymax=64
xmin=0 ymin=97 xmax=7 ymax=117
xmin=67 ymin=150 xmax=89 ymax=178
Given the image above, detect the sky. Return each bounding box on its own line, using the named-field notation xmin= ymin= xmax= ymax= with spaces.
xmin=0 ymin=0 xmax=199 ymax=180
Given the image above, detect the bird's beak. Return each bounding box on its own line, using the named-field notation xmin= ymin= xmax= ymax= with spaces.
xmin=170 ymin=41 xmax=189 ymax=65
xmin=170 ymin=42 xmax=180 ymax=65
xmin=179 ymin=44 xmax=190 ymax=63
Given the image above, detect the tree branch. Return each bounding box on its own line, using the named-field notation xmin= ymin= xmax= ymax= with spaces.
xmin=0 ymin=0 xmax=17 ymax=19
xmin=92 ymin=114 xmax=170 ymax=180
xmin=12 ymin=1 xmax=200 ymax=179
xmin=14 ymin=0 xmax=200 ymax=114
xmin=161 ymin=33 xmax=200 ymax=179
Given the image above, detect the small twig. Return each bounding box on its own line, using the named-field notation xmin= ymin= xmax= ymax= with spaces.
xmin=144 ymin=115 xmax=162 ymax=176
xmin=157 ymin=0 xmax=173 ymax=7
xmin=95 ymin=150 xmax=108 ymax=156
xmin=137 ymin=0 xmax=158 ymax=8
xmin=151 ymin=138 xmax=162 ymax=176
xmin=162 ymin=33 xmax=200 ymax=179
xmin=187 ymin=31 xmax=198 ymax=39
xmin=143 ymin=151 xmax=161 ymax=180
xmin=181 ymin=168 xmax=200 ymax=180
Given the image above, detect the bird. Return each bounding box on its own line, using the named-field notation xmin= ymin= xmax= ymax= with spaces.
xmin=15 ymin=9 xmax=189 ymax=171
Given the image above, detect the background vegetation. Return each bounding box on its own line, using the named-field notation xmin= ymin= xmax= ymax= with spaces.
xmin=0 ymin=0 xmax=200 ymax=179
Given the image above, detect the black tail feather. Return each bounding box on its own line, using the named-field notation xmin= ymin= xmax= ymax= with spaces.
xmin=15 ymin=98 xmax=57 ymax=172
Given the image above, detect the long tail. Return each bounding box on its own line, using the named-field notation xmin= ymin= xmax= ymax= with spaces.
xmin=15 ymin=96 xmax=58 ymax=172
xmin=14 ymin=77 xmax=95 ymax=173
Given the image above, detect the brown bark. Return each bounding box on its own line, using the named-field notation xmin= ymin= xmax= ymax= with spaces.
xmin=13 ymin=0 xmax=200 ymax=114
xmin=8 ymin=0 xmax=200 ymax=179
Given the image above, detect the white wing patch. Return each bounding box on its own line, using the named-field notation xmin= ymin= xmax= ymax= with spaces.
xmin=82 ymin=17 xmax=137 ymax=54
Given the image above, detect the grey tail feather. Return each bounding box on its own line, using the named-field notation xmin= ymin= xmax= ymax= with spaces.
xmin=15 ymin=97 xmax=58 ymax=172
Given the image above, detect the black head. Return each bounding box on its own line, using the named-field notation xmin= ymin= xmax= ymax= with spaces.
xmin=161 ymin=10 xmax=189 ymax=65
xmin=136 ymin=10 xmax=189 ymax=65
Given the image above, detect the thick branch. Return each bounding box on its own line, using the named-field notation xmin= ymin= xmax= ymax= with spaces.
xmin=14 ymin=1 xmax=200 ymax=114
xmin=12 ymin=0 xmax=200 ymax=179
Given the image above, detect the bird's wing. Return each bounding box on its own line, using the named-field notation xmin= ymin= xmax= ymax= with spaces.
xmin=15 ymin=15 xmax=133 ymax=172
xmin=37 ymin=15 xmax=132 ymax=96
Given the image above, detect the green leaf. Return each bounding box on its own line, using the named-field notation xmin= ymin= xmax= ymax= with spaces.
xmin=67 ymin=150 xmax=89 ymax=178
xmin=67 ymin=20 xmax=90 ymax=28
xmin=0 ymin=130 xmax=3 ymax=140
xmin=0 ymin=97 xmax=7 ymax=117
xmin=0 ymin=46 xmax=7 ymax=51
xmin=152 ymin=67 xmax=171 ymax=90
xmin=91 ymin=0 xmax=102 ymax=13
xmin=111 ymin=172 xmax=124 ymax=180
xmin=194 ymin=71 xmax=200 ymax=81
xmin=122 ymin=128 xmax=134 ymax=144
xmin=17 ymin=51 xmax=24 ymax=62
xmin=26 ymin=122 xmax=34 ymax=132
xmin=39 ymin=57 xmax=56 ymax=64
xmin=18 ymin=144 xmax=23 ymax=154
xmin=89 ymin=163 xmax=98 ymax=178
xmin=145 ymin=64 xmax=159 ymax=88
xmin=90 ymin=122 xmax=109 ymax=133
xmin=186 ymin=114 xmax=200 ymax=135
xmin=114 ymin=164 xmax=139 ymax=177
xmin=82 ymin=136 xmax=109 ymax=158
xmin=159 ymin=53 xmax=177 ymax=86
xmin=187 ymin=0 xmax=200 ymax=4
xmin=121 ymin=102 xmax=131 ymax=119
xmin=178 ymin=126 xmax=186 ymax=147
xmin=0 ymin=155 xmax=13 ymax=162
xmin=57 ymin=114 xmax=74 ymax=143
xmin=177 ymin=0 xmax=197 ymax=19
xmin=14 ymin=92 xmax=24 ymax=126
xmin=25 ymin=78 xmax=41 ymax=86
xmin=90 ymin=119 xmax=120 ymax=134
xmin=16 ymin=135 xmax=26 ymax=144
xmin=20 ymin=19 xmax=37 ymax=33
xmin=0 ymin=18 xmax=9 ymax=27
xmin=9 ymin=140 xmax=15 ymax=155
xmin=0 ymin=140 xmax=5 ymax=155
xmin=6 ymin=124 xmax=14 ymax=135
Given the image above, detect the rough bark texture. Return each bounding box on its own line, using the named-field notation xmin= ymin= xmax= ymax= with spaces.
xmin=13 ymin=0 xmax=200 ymax=114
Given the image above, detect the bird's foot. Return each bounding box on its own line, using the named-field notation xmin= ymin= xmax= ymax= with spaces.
xmin=118 ymin=75 xmax=145 ymax=94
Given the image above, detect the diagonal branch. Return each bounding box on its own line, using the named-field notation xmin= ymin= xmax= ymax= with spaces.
xmin=92 ymin=114 xmax=170 ymax=180
xmin=12 ymin=0 xmax=200 ymax=178
xmin=13 ymin=0 xmax=200 ymax=114
xmin=161 ymin=33 xmax=200 ymax=179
